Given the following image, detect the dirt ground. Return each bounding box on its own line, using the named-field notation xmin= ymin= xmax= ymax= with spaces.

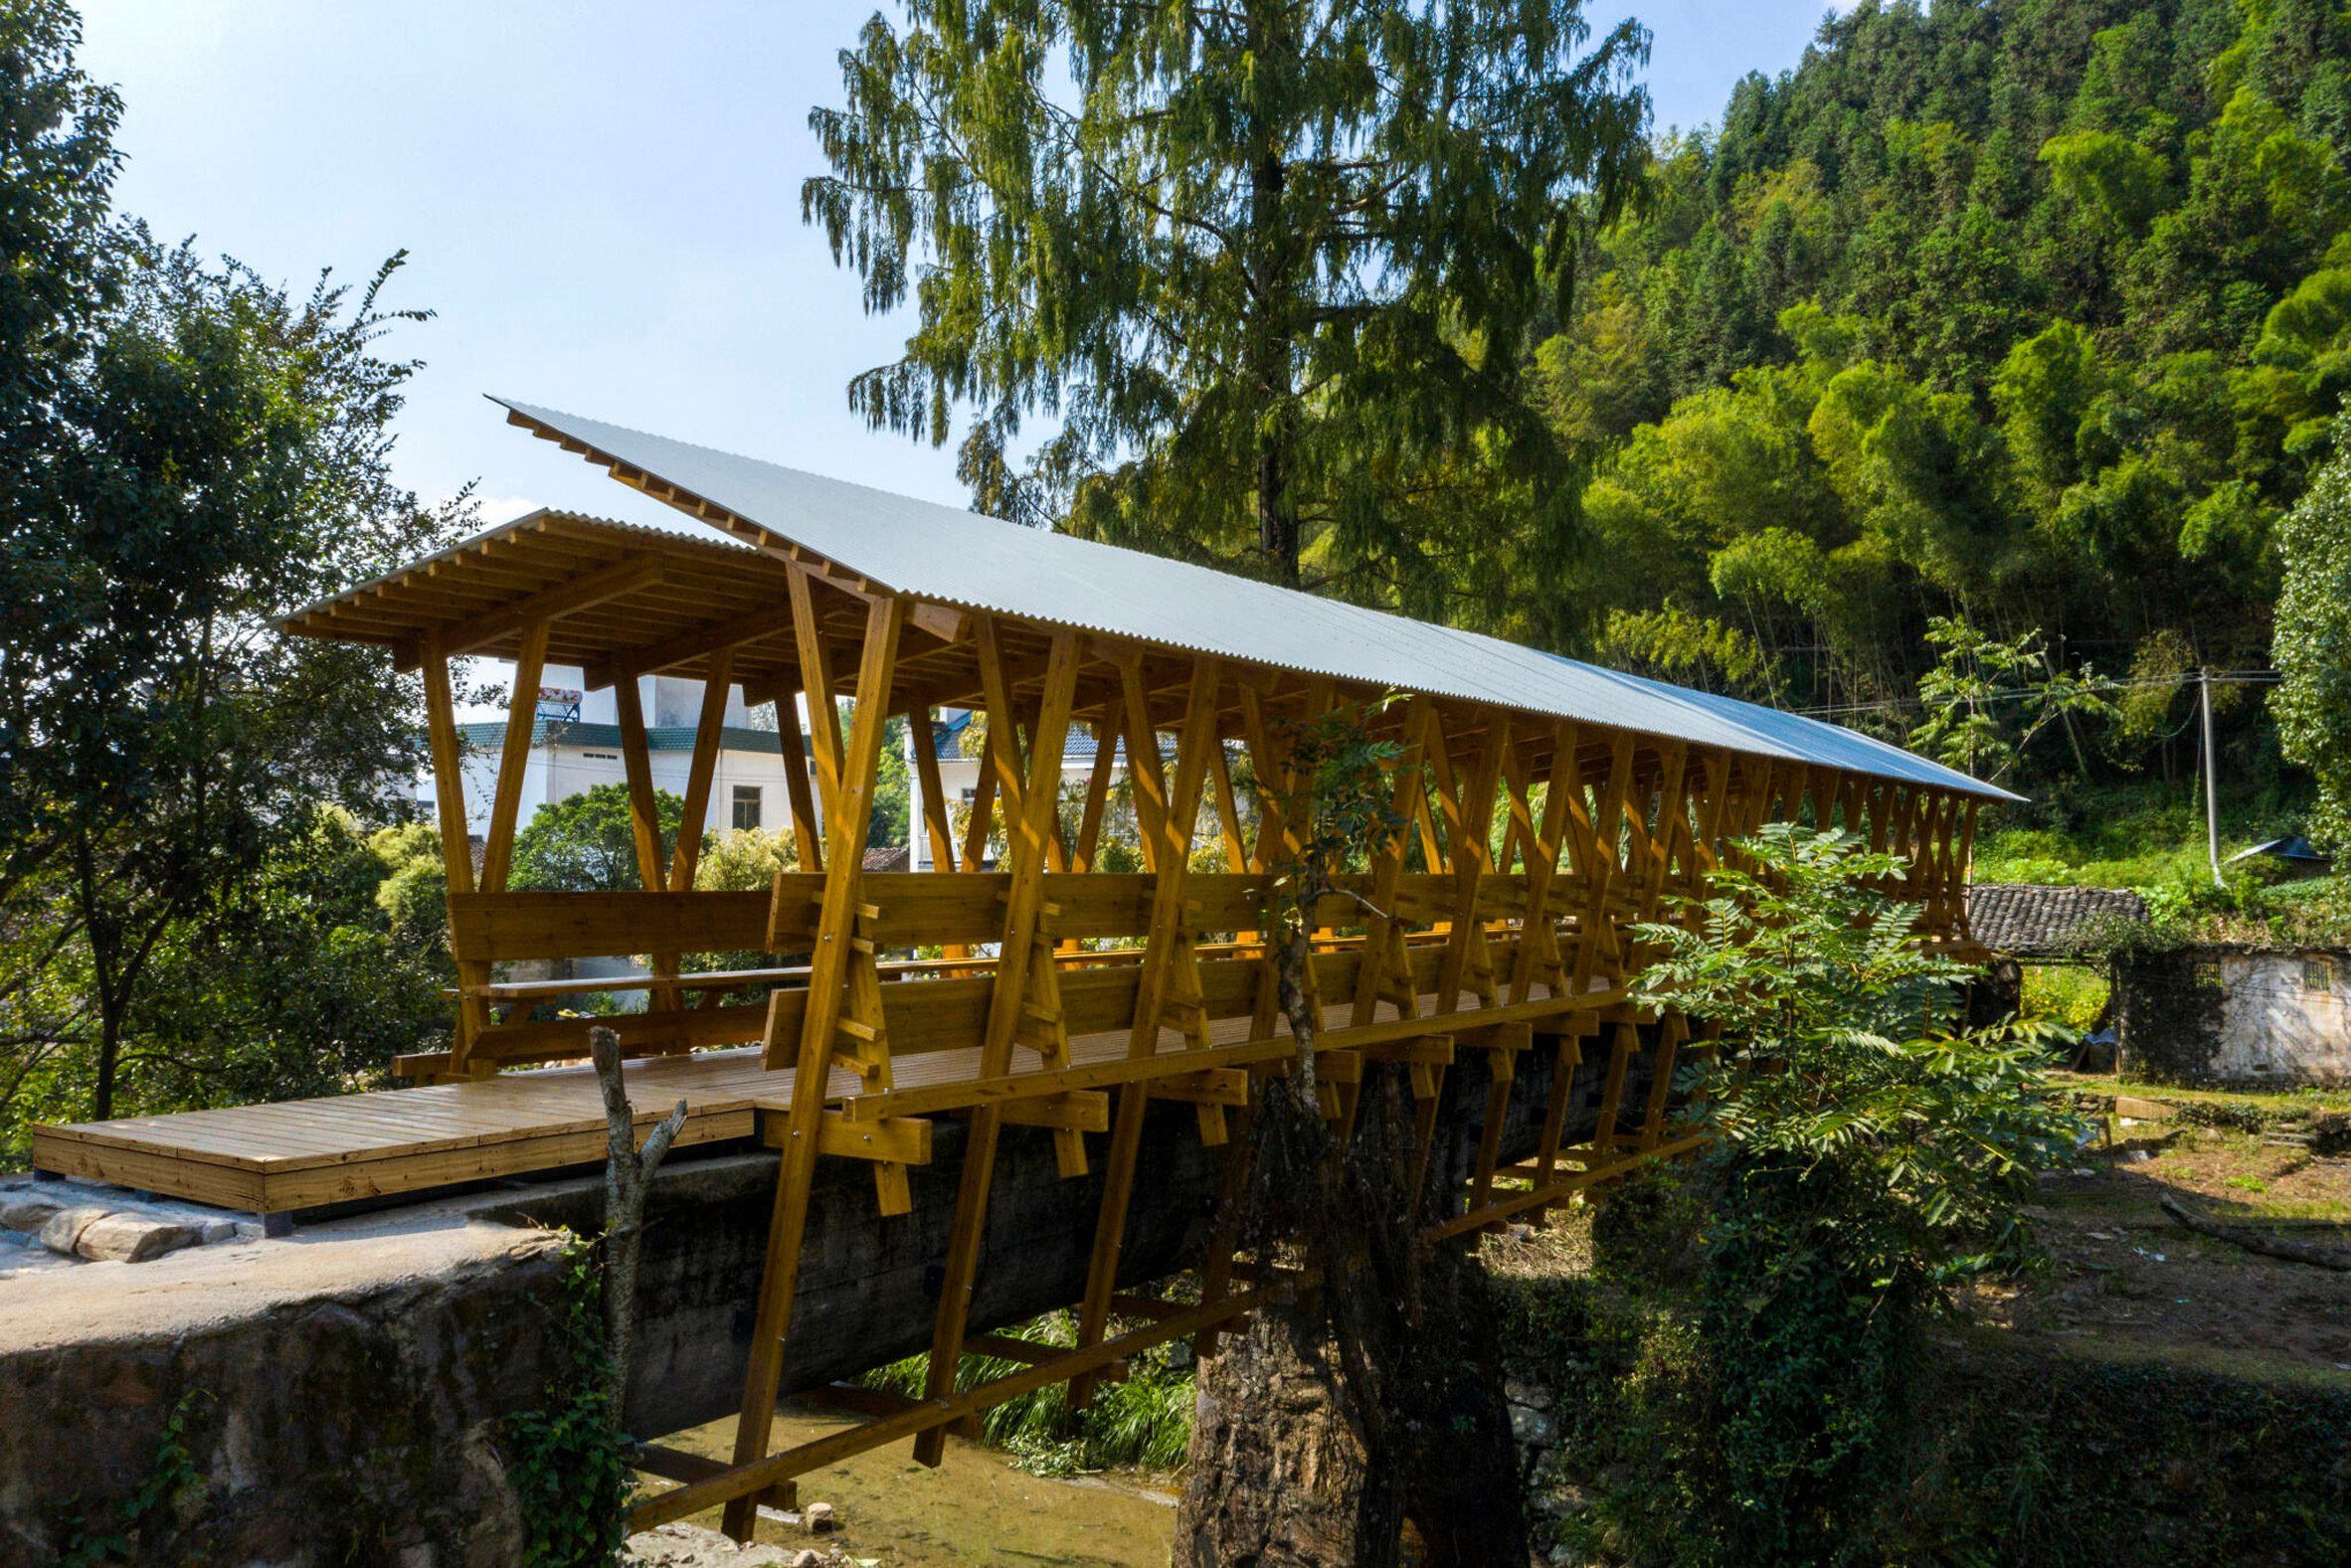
xmin=1956 ymin=1081 xmax=2351 ymax=1379
xmin=1480 ymin=1078 xmax=2351 ymax=1382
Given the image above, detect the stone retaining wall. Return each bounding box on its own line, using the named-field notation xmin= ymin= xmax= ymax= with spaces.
xmin=0 ymin=1045 xmax=1591 ymax=1565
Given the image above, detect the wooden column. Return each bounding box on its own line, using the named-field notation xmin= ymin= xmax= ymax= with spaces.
xmin=910 ymin=706 xmax=957 ymax=873
xmin=477 ymin=619 xmax=550 ymax=896
xmin=1422 ymin=708 xmax=1507 ymax=1199
xmin=613 ymin=675 xmax=684 ymax=1020
xmin=667 ymin=649 xmax=736 ymax=892
xmin=722 ymin=583 xmax=905 ymax=1541
xmin=910 ymin=618 xmax=1081 ymax=1467
xmin=421 ymin=630 xmax=490 ymax=1068
xmin=776 ymin=689 xmax=822 ymax=874
xmin=1070 ymin=656 xmax=1221 ymax=1407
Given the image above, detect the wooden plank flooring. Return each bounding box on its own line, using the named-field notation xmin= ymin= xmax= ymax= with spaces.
xmin=27 ymin=985 xmax=1571 ymax=1215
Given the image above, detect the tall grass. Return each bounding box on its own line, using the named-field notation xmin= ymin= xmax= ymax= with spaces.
xmin=856 ymin=1308 xmax=1195 ymax=1476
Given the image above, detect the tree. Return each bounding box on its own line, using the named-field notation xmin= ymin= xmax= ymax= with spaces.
xmin=510 ymin=784 xmax=691 ymax=894
xmin=803 ymin=0 xmax=1652 ymax=608
xmin=1178 ymin=701 xmax=1525 ymax=1568
xmin=0 ymin=3 xmax=465 ymax=1125
xmin=1909 ymin=616 xmax=2118 ymax=784
xmin=2274 ymin=422 xmax=2351 ymax=850
xmin=1630 ymin=824 xmax=2080 ymax=1563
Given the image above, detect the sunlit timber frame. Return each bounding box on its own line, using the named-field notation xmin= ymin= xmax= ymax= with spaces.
xmin=242 ymin=493 xmax=1988 ymax=1538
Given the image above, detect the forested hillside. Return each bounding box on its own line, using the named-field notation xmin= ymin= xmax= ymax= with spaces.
xmin=1544 ymin=0 xmax=2346 ymax=782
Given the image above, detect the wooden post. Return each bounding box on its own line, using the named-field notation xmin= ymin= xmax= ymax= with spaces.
xmin=667 ymin=648 xmax=736 ymax=891
xmin=1070 ymin=656 xmax=1221 ymax=1408
xmin=422 ymin=631 xmax=490 ymax=1068
xmin=1420 ymin=708 xmax=1507 ymax=1199
xmin=911 ymin=619 xmax=1082 ymax=1467
xmin=723 ymin=584 xmax=905 ymax=1541
xmin=478 ymin=618 xmax=550 ymax=896
xmin=776 ymin=688 xmax=822 ymax=875
xmin=910 ymin=706 xmax=957 ymax=873
xmin=614 ymin=675 xmax=684 ymax=1022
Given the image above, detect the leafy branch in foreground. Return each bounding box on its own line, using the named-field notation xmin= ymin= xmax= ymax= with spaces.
xmin=1629 ymin=823 xmax=2080 ymax=1565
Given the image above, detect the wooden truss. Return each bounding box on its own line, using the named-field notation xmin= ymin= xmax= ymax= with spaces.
xmin=285 ymin=513 xmax=1982 ymax=1537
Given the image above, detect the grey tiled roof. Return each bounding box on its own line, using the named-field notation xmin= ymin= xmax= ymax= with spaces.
xmin=1966 ymin=883 xmax=2147 ymax=958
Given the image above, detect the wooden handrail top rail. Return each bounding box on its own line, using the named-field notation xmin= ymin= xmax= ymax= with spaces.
xmin=829 ymin=984 xmax=1628 ymax=1124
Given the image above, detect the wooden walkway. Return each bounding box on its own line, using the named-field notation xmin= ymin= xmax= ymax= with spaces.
xmin=28 ymin=985 xmax=1543 ymax=1216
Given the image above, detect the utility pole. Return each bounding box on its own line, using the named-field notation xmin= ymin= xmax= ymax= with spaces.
xmin=2200 ymin=666 xmax=2221 ymax=888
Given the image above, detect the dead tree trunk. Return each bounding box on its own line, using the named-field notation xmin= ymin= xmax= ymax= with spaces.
xmin=590 ymin=1025 xmax=687 ymax=1428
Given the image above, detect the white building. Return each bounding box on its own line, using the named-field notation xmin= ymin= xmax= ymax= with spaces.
xmin=423 ymin=668 xmax=809 ymax=843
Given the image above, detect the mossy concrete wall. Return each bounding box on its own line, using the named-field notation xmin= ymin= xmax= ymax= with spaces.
xmin=2117 ymin=946 xmax=2351 ymax=1087
xmin=0 ymin=1042 xmax=1601 ymax=1565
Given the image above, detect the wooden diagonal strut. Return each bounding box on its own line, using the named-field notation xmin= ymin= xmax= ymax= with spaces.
xmin=1070 ymin=656 xmax=1223 ymax=1409
xmin=910 ymin=619 xmax=1083 ymax=1468
xmin=721 ymin=584 xmax=905 ymax=1542
xmin=1412 ymin=707 xmax=1508 ymax=1199
xmin=421 ymin=631 xmax=490 ymax=1070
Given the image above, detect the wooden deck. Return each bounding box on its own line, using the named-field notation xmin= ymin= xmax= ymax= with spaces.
xmin=29 ymin=985 xmax=1553 ymax=1216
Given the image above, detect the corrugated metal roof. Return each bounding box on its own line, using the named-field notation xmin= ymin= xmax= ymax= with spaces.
xmin=494 ymin=397 xmax=2019 ymax=801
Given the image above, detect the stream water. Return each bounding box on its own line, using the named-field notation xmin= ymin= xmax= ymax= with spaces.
xmin=657 ymin=1404 xmax=1180 ymax=1565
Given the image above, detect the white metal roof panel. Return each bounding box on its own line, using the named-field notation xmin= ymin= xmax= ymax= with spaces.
xmin=493 ymin=397 xmax=2018 ymax=801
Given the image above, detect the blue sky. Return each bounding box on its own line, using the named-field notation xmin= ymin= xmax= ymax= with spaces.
xmin=78 ymin=1 xmax=1842 ymax=534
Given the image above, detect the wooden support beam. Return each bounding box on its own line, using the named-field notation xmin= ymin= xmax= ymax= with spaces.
xmin=584 ymin=602 xmax=796 ymax=690
xmin=1415 ymin=707 xmax=1507 ymax=1200
xmin=614 ymin=675 xmax=686 ymax=1022
xmin=1073 ymin=655 xmax=1222 ymax=1409
xmin=722 ymin=587 xmax=905 ymax=1541
xmin=477 ymin=618 xmax=550 ymax=896
xmin=395 ymin=554 xmax=664 ymax=669
xmin=638 ymin=1283 xmax=1275 ymax=1530
xmin=911 ymin=705 xmax=957 ymax=874
xmin=421 ymin=631 xmax=490 ymax=1065
xmin=1069 ymin=700 xmax=1123 ymax=876
xmin=912 ymin=621 xmax=1082 ymax=1468
xmin=775 ymin=689 xmax=822 ymax=876
xmin=667 ymin=649 xmax=736 ymax=891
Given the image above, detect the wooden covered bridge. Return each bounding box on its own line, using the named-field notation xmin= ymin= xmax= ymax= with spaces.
xmin=32 ymin=399 xmax=2012 ymax=1536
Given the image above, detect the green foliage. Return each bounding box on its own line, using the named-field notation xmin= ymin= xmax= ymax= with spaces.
xmin=1541 ymin=0 xmax=2351 ymax=784
xmin=1257 ymin=701 xmax=1409 ymax=932
xmin=0 ymin=0 xmax=466 ymax=1125
xmin=2274 ymin=416 xmax=2351 ymax=851
xmin=504 ymin=1238 xmax=633 ymax=1568
xmin=1910 ymin=616 xmax=2118 ymax=784
xmin=1500 ymin=1256 xmax=2351 ymax=1566
xmin=860 ymin=1309 xmax=1195 ymax=1477
xmin=2020 ymin=964 xmax=2111 ymax=1031
xmin=56 ymin=1391 xmax=203 ymax=1566
xmin=804 ymin=0 xmax=1651 ymax=607
xmin=1631 ymin=824 xmax=2080 ymax=1564
xmin=510 ymin=783 xmax=689 ymax=894
xmin=1 ymin=806 xmax=452 ymax=1160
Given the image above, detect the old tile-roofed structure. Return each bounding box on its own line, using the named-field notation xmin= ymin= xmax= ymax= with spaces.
xmin=861 ymin=844 xmax=910 ymax=873
xmin=1965 ymin=883 xmax=2148 ymax=958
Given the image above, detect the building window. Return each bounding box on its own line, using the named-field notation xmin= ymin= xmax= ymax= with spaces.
xmin=732 ymin=784 xmax=763 ymax=830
